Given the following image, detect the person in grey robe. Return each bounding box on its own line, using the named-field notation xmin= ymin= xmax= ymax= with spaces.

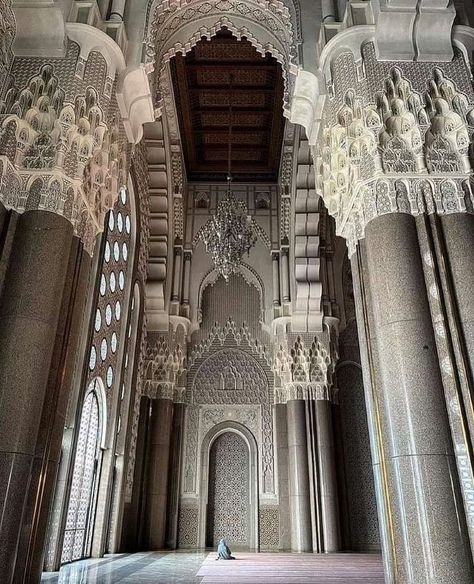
xmin=216 ymin=538 xmax=235 ymax=560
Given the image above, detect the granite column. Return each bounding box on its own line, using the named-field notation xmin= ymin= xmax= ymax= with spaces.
xmin=440 ymin=213 xmax=474 ymax=389
xmin=315 ymin=399 xmax=340 ymax=552
xmin=144 ymin=397 xmax=174 ymax=549
xmin=0 ymin=210 xmax=73 ymax=583
xmin=364 ymin=213 xmax=473 ymax=583
xmin=286 ymin=399 xmax=312 ymax=552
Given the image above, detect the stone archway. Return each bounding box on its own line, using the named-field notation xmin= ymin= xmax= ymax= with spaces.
xmin=199 ymin=421 xmax=259 ymax=551
xmin=206 ymin=431 xmax=250 ymax=549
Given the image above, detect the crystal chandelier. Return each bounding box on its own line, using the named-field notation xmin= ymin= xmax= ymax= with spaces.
xmin=201 ymin=75 xmax=257 ymax=281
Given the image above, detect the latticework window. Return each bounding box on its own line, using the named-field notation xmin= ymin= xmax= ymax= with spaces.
xmin=61 ymin=381 xmax=102 ymax=564
xmin=88 ymin=186 xmax=133 ymax=396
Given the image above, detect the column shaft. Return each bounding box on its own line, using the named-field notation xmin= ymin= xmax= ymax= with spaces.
xmin=165 ymin=403 xmax=185 ymax=549
xmin=274 ymin=403 xmax=290 ymax=550
xmin=145 ymin=398 xmax=174 ymax=549
xmin=171 ymin=249 xmax=182 ymax=303
xmin=16 ymin=240 xmax=92 ymax=582
xmin=110 ymin=0 xmax=126 ymax=20
xmin=316 ymin=400 xmax=340 ymax=552
xmin=440 ymin=213 xmax=474 ymax=389
xmin=281 ymin=250 xmax=290 ymax=303
xmin=0 ymin=211 xmax=73 ymax=583
xmin=365 ymin=213 xmax=473 ymax=583
xmin=287 ymin=399 xmax=312 ymax=552
xmin=181 ymin=253 xmax=192 ymax=306
xmin=272 ymin=253 xmax=281 ymax=306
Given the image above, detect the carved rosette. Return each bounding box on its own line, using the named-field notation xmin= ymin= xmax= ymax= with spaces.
xmin=0 ymin=64 xmax=127 ymax=254
xmin=313 ymin=60 xmax=474 ymax=256
xmin=143 ymin=336 xmax=186 ymax=401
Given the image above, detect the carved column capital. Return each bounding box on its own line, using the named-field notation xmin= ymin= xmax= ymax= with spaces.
xmin=0 ymin=61 xmax=128 ymax=254
xmin=272 ymin=333 xmax=338 ymax=403
xmin=143 ymin=335 xmax=187 ymax=401
xmin=312 ymin=54 xmax=474 ymax=256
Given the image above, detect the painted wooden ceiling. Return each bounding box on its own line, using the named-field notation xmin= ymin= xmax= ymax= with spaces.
xmin=171 ymin=30 xmax=285 ymax=183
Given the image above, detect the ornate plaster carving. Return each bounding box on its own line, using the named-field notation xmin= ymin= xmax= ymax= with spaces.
xmin=0 ymin=0 xmax=14 ymax=76
xmin=273 ymin=334 xmax=337 ymax=403
xmin=143 ymin=335 xmax=186 ymax=400
xmin=0 ymin=64 xmax=126 ymax=254
xmin=311 ymin=51 xmax=474 ymax=256
xmin=144 ymin=0 xmax=300 ymax=116
xmin=184 ymin=343 xmax=275 ymax=496
xmin=189 ymin=317 xmax=270 ymax=367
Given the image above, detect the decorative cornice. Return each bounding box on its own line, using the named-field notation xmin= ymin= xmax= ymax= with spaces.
xmin=274 ymin=382 xmax=338 ymax=404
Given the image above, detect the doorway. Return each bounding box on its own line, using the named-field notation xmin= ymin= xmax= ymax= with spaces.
xmin=206 ymin=431 xmax=250 ymax=549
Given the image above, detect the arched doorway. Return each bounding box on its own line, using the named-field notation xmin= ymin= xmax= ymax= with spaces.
xmin=199 ymin=422 xmax=259 ymax=551
xmin=61 ymin=379 xmax=105 ymax=564
xmin=206 ymin=431 xmax=250 ymax=549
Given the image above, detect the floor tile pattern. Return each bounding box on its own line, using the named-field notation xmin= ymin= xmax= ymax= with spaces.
xmin=41 ymin=550 xmax=384 ymax=583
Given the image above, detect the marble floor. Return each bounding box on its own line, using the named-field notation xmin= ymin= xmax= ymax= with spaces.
xmin=41 ymin=551 xmax=384 ymax=583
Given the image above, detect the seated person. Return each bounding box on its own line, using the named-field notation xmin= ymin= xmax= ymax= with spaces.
xmin=216 ymin=538 xmax=235 ymax=560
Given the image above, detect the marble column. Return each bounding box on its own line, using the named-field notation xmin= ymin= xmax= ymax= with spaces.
xmin=281 ymin=249 xmax=290 ymax=303
xmin=181 ymin=251 xmax=192 ymax=307
xmin=0 ymin=210 xmax=73 ymax=583
xmin=272 ymin=252 xmax=281 ymax=306
xmin=16 ymin=240 xmax=92 ymax=582
xmin=315 ymin=399 xmax=340 ymax=552
xmin=171 ymin=248 xmax=182 ymax=303
xmin=0 ymin=205 xmax=17 ymax=300
xmin=145 ymin=398 xmax=174 ymax=549
xmin=274 ymin=403 xmax=290 ymax=550
xmin=165 ymin=402 xmax=185 ymax=549
xmin=364 ymin=213 xmax=474 ymax=583
xmin=440 ymin=213 xmax=474 ymax=388
xmin=0 ymin=204 xmax=7 ymax=244
xmin=109 ymin=0 xmax=126 ymax=20
xmin=287 ymin=399 xmax=312 ymax=552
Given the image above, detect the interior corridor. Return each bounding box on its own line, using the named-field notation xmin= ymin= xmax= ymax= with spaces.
xmin=41 ymin=551 xmax=384 ymax=584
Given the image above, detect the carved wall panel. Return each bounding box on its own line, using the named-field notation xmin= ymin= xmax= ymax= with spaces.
xmin=183 ymin=342 xmax=274 ymax=497
xmin=206 ymin=432 xmax=250 ymax=548
xmin=178 ymin=505 xmax=199 ymax=548
xmin=259 ymin=506 xmax=280 ymax=550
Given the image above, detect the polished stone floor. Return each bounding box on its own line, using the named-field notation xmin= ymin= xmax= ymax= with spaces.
xmin=41 ymin=551 xmax=384 ymax=583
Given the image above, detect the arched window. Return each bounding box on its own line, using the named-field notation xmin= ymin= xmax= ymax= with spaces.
xmin=61 ymin=379 xmax=105 ymax=564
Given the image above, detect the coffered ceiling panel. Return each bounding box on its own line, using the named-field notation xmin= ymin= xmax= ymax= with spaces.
xmin=171 ymin=31 xmax=285 ymax=182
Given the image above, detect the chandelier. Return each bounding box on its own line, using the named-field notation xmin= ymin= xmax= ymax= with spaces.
xmin=201 ymin=75 xmax=257 ymax=281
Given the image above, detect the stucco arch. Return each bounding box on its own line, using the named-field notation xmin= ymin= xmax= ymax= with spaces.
xmin=144 ymin=0 xmax=300 ymax=116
